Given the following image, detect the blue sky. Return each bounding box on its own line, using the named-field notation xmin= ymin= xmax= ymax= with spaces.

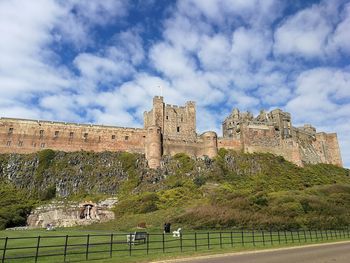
xmin=0 ymin=0 xmax=349 ymax=167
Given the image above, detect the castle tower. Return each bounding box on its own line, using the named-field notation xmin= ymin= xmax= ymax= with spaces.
xmin=270 ymin=109 xmax=292 ymax=139
xmin=145 ymin=126 xmax=162 ymax=169
xmin=144 ymin=96 xmax=197 ymax=140
xmin=201 ymin=131 xmax=218 ymax=158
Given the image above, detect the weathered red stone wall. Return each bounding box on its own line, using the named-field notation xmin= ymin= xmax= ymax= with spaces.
xmin=325 ymin=133 xmax=343 ymax=166
xmin=217 ymin=137 xmax=242 ymax=151
xmin=313 ymin=132 xmax=343 ymax=167
xmin=0 ymin=118 xmax=146 ymax=154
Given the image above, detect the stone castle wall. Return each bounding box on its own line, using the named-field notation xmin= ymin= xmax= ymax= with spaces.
xmin=0 ymin=96 xmax=343 ymax=168
xmin=0 ymin=118 xmax=146 ymax=154
xmin=221 ymin=108 xmax=342 ymax=167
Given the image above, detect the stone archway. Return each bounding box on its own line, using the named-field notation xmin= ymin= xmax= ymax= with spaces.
xmin=79 ymin=203 xmax=97 ymax=220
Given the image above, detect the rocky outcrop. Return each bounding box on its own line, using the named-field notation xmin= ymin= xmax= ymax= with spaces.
xmin=27 ymin=198 xmax=117 ymax=228
xmin=0 ymin=151 xmax=149 ymax=197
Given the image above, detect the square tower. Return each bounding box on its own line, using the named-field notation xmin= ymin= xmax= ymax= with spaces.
xmin=144 ymin=96 xmax=196 ymax=140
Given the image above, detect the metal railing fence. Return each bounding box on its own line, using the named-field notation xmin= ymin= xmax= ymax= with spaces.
xmin=1 ymin=228 xmax=349 ymax=262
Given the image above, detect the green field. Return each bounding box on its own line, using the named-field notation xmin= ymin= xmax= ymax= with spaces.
xmin=1 ymin=228 xmax=349 ymax=263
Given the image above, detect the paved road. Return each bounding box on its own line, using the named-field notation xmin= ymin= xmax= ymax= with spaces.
xmin=160 ymin=242 xmax=350 ymax=263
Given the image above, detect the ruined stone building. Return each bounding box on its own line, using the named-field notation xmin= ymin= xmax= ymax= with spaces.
xmin=0 ymin=96 xmax=343 ymax=168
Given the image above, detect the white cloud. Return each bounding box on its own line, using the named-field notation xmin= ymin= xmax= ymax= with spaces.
xmin=150 ymin=43 xmax=197 ymax=78
xmin=56 ymin=0 xmax=129 ymax=47
xmin=331 ymin=3 xmax=350 ymax=55
xmin=274 ymin=4 xmax=332 ymax=58
xmin=198 ymin=34 xmax=231 ymax=70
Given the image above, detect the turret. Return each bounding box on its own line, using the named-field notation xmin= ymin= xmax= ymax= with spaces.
xmin=201 ymin=131 xmax=218 ymax=158
xmin=145 ymin=126 xmax=162 ymax=169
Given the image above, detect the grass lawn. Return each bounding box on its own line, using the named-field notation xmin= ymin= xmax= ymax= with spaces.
xmin=1 ymin=228 xmax=349 ymax=263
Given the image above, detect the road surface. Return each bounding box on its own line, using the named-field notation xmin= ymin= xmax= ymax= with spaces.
xmin=157 ymin=241 xmax=350 ymax=263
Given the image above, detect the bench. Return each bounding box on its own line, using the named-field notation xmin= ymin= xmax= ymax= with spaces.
xmin=126 ymin=231 xmax=148 ymax=245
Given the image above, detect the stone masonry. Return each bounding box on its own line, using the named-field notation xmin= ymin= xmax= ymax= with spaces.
xmin=0 ymin=96 xmax=342 ymax=168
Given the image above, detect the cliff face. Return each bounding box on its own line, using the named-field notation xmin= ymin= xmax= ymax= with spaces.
xmin=0 ymin=150 xmax=149 ymax=197
xmin=1 ymin=150 xmax=348 ymax=199
xmin=27 ymin=198 xmax=117 ymax=228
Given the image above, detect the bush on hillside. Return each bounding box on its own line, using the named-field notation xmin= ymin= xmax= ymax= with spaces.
xmin=0 ymin=183 xmax=34 ymax=230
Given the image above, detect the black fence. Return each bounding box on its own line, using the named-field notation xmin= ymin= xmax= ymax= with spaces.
xmin=1 ymin=228 xmax=349 ymax=263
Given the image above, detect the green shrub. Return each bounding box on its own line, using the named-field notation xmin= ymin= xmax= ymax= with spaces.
xmin=34 ymin=149 xmax=55 ymax=183
xmin=173 ymin=153 xmax=195 ymax=174
xmin=193 ymin=176 xmax=206 ymax=187
xmin=114 ymin=192 xmax=159 ymax=216
xmin=118 ymin=152 xmax=137 ymax=171
xmin=39 ymin=185 xmax=56 ymax=201
xmin=0 ymin=182 xmax=35 ymax=230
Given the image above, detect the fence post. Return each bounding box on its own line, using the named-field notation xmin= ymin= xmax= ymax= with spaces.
xmin=297 ymin=230 xmax=300 ymax=243
xmin=129 ymin=233 xmax=132 ymax=256
xmin=34 ymin=236 xmax=41 ymax=263
xmin=147 ymin=234 xmax=149 ymax=255
xmin=330 ymin=229 xmax=333 ymax=239
xmin=269 ymin=229 xmax=273 ymax=245
xmin=252 ymin=229 xmax=255 ymax=246
xmin=277 ymin=230 xmax=280 ymax=244
xmin=162 ymin=233 xmax=165 ymax=253
xmin=241 ymin=230 xmax=244 ymax=246
xmin=86 ymin=234 xmax=90 ymax=260
xmin=347 ymin=226 xmax=349 ymax=238
xmin=290 ymin=231 xmax=294 ymax=243
xmin=309 ymin=229 xmax=313 ymax=241
xmin=1 ymin=237 xmax=8 ymax=263
xmin=180 ymin=232 xmax=183 ymax=252
xmin=303 ymin=229 xmax=307 ymax=243
xmin=230 ymin=231 xmax=233 ymax=247
xmin=262 ymin=230 xmax=265 ymax=246
xmin=109 ymin=234 xmax=113 ymax=258
xmin=315 ymin=230 xmax=318 ymax=241
xmin=220 ymin=232 xmax=223 ymax=248
xmin=207 ymin=232 xmax=210 ymax=250
xmin=284 ymin=230 xmax=287 ymax=243
xmin=320 ymin=230 xmax=323 ymax=240
xmin=195 ymin=232 xmax=197 ymax=251
xmin=63 ymin=235 xmax=68 ymax=262
xmin=325 ymin=229 xmax=329 ymax=240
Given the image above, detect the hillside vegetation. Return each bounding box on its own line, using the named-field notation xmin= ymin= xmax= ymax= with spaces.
xmin=0 ymin=149 xmax=349 ymax=230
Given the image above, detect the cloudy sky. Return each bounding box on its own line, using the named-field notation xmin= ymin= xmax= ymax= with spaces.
xmin=0 ymin=0 xmax=349 ymax=167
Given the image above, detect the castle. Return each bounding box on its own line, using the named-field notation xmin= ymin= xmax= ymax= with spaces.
xmin=0 ymin=96 xmax=343 ymax=168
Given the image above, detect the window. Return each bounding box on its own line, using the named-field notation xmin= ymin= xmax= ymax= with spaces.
xmin=112 ymin=135 xmax=116 ymax=140
xmin=39 ymin=130 xmax=44 ymax=138
xmin=181 ymin=117 xmax=183 ymax=122
xmin=166 ymin=116 xmax=169 ymax=120
xmin=69 ymin=132 xmax=74 ymax=139
xmin=54 ymin=131 xmax=59 ymax=138
xmin=125 ymin=136 xmax=129 ymax=140
xmin=6 ymin=141 xmax=11 ymax=146
xmin=18 ymin=141 xmax=23 ymax=147
xmin=83 ymin=133 xmax=88 ymax=141
xmin=177 ymin=126 xmax=180 ymax=132
xmin=8 ymin=127 xmax=14 ymax=135
xmin=40 ymin=143 xmax=45 ymax=148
